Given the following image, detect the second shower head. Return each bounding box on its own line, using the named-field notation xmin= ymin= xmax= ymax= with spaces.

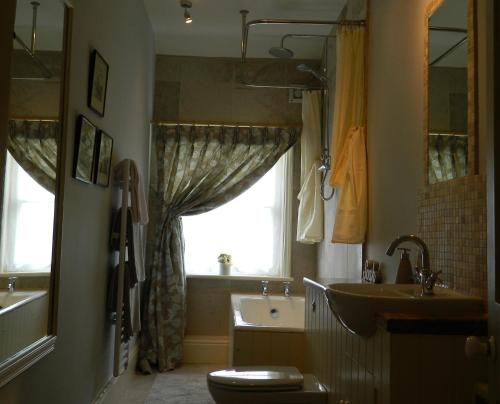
xmin=296 ymin=64 xmax=328 ymax=84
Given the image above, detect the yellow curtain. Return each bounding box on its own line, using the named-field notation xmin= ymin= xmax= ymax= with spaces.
xmin=329 ymin=26 xmax=367 ymax=244
xmin=297 ymin=90 xmax=324 ymax=244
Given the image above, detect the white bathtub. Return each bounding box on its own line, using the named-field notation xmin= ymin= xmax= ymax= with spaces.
xmin=230 ymin=294 xmax=306 ymax=371
xmin=232 ymin=294 xmax=305 ymax=332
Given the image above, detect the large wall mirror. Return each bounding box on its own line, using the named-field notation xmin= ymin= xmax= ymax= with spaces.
xmin=0 ymin=0 xmax=72 ymax=386
xmin=426 ymin=0 xmax=477 ymax=184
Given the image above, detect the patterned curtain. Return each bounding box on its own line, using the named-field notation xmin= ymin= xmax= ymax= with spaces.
xmin=428 ymin=134 xmax=467 ymax=184
xmin=138 ymin=124 xmax=298 ymax=372
xmin=8 ymin=119 xmax=59 ymax=193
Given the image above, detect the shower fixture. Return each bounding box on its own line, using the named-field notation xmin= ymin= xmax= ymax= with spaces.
xmin=268 ymin=46 xmax=294 ymax=59
xmin=296 ymin=64 xmax=328 ymax=84
xmin=12 ymin=1 xmax=52 ymax=80
xmin=268 ymin=33 xmax=333 ymax=60
xmin=180 ymin=0 xmax=192 ymax=24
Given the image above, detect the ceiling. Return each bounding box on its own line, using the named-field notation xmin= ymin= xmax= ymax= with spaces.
xmin=429 ymin=0 xmax=468 ymax=68
xmin=143 ymin=0 xmax=347 ymax=59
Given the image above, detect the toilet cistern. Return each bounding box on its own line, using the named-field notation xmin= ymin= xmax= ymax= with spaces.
xmin=386 ymin=234 xmax=441 ymax=295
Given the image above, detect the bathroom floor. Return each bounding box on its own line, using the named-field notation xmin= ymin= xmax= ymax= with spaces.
xmin=102 ymin=365 xmax=220 ymax=404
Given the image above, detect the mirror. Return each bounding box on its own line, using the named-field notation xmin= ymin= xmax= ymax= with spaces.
xmin=0 ymin=0 xmax=71 ymax=385
xmin=426 ymin=0 xmax=477 ymax=184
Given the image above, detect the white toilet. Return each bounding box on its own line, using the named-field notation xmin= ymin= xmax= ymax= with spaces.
xmin=207 ymin=366 xmax=327 ymax=404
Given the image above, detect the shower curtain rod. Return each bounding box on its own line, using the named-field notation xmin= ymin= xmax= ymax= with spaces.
xmin=153 ymin=121 xmax=301 ymax=129
xmin=240 ymin=10 xmax=365 ymax=64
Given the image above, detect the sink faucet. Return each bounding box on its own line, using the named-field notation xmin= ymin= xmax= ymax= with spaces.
xmin=7 ymin=277 xmax=17 ymax=293
xmin=386 ymin=235 xmax=440 ymax=295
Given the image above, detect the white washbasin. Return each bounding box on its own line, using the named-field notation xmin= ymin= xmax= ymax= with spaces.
xmin=324 ymin=284 xmax=484 ymax=337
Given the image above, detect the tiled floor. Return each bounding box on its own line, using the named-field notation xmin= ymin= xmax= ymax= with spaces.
xmin=102 ymin=365 xmax=222 ymax=404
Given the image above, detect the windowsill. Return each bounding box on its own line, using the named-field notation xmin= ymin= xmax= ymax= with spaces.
xmin=0 ymin=272 xmax=51 ymax=278
xmin=186 ymin=273 xmax=294 ymax=282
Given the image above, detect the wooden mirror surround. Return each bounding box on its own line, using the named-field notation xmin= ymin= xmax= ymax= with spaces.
xmin=0 ymin=0 xmax=72 ymax=387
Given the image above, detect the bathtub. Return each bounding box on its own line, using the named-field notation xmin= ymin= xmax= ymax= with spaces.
xmin=0 ymin=290 xmax=49 ymax=362
xmin=230 ymin=294 xmax=305 ymax=371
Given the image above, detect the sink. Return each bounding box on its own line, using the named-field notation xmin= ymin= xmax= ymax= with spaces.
xmin=324 ymin=284 xmax=484 ymax=337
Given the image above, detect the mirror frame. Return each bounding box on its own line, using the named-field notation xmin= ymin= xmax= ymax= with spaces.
xmin=0 ymin=0 xmax=73 ymax=387
xmin=424 ymin=0 xmax=479 ymax=186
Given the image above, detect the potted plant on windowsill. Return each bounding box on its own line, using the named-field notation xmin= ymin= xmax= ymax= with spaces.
xmin=217 ymin=253 xmax=232 ymax=275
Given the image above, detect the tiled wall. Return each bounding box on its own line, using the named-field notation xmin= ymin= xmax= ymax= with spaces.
xmin=154 ymin=55 xmax=320 ymax=336
xmin=417 ymin=174 xmax=487 ymax=298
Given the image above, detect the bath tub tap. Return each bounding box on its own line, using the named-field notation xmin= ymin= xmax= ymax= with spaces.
xmin=7 ymin=277 xmax=17 ymax=293
xmin=283 ymin=281 xmax=291 ymax=297
xmin=261 ymin=280 xmax=269 ymax=296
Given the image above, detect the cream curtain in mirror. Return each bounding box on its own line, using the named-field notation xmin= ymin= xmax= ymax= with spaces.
xmin=138 ymin=124 xmax=297 ymax=372
xmin=297 ymin=90 xmax=324 ymax=244
xmin=8 ymin=119 xmax=58 ymax=194
xmin=329 ymin=26 xmax=367 ymax=244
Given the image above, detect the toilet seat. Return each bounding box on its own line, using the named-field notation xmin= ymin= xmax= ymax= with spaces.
xmin=207 ymin=366 xmax=303 ymax=392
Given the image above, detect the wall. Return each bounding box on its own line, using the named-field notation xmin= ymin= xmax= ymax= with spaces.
xmin=365 ymin=0 xmax=427 ymax=281
xmin=154 ymin=55 xmax=318 ymax=336
xmin=0 ymin=0 xmax=155 ymax=403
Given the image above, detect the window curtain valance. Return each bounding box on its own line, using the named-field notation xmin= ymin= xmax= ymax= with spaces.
xmin=7 ymin=119 xmax=59 ymax=194
xmin=138 ymin=124 xmax=298 ymax=372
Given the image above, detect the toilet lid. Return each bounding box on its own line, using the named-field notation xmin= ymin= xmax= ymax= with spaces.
xmin=207 ymin=366 xmax=303 ymax=391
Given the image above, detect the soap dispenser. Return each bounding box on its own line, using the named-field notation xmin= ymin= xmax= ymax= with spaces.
xmin=395 ymin=247 xmax=414 ymax=284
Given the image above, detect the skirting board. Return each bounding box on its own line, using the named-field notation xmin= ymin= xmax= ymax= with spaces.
xmin=183 ymin=335 xmax=229 ymax=366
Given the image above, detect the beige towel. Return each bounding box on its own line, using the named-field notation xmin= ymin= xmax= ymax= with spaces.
xmin=114 ymin=159 xmax=149 ymax=225
xmin=330 ymin=126 xmax=367 ymax=243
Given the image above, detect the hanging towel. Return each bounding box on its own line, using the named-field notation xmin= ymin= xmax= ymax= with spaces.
xmin=330 ymin=126 xmax=367 ymax=243
xmin=114 ymin=159 xmax=149 ymax=225
xmin=297 ymin=90 xmax=324 ymax=243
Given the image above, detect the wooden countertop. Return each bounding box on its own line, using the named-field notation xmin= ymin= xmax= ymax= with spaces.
xmin=376 ymin=312 xmax=488 ymax=335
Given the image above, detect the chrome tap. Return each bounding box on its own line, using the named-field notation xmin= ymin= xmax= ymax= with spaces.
xmin=7 ymin=277 xmax=17 ymax=293
xmin=386 ymin=235 xmax=439 ymax=295
xmin=261 ymin=280 xmax=269 ymax=296
xmin=283 ymin=281 xmax=291 ymax=297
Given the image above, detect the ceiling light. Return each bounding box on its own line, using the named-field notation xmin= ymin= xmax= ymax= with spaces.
xmin=180 ymin=0 xmax=193 ymax=24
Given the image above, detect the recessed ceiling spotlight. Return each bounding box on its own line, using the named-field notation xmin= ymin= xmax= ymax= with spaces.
xmin=180 ymin=0 xmax=193 ymax=24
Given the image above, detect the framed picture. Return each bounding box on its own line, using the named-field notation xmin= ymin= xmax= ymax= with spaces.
xmin=73 ymin=115 xmax=97 ymax=184
xmin=87 ymin=49 xmax=109 ymax=116
xmin=94 ymin=130 xmax=113 ymax=186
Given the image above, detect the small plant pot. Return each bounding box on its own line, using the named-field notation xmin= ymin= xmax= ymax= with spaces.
xmin=219 ymin=263 xmax=231 ymax=275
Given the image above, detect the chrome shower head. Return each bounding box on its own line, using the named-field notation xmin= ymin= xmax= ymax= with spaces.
xmin=296 ymin=64 xmax=328 ymax=84
xmin=269 ymin=46 xmax=294 ymax=59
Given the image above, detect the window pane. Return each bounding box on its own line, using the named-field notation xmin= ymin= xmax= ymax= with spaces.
xmin=182 ymin=155 xmax=287 ymax=277
xmin=1 ymin=153 xmax=54 ymax=272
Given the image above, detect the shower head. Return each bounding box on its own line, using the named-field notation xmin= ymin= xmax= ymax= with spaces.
xmin=269 ymin=46 xmax=294 ymax=59
xmin=296 ymin=64 xmax=328 ymax=84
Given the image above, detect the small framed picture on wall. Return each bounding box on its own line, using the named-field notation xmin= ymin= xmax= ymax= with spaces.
xmin=94 ymin=130 xmax=113 ymax=186
xmin=87 ymin=49 xmax=109 ymax=116
xmin=73 ymin=115 xmax=97 ymax=184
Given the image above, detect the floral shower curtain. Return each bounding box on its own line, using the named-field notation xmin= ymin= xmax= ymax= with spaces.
xmin=8 ymin=119 xmax=59 ymax=193
xmin=428 ymin=134 xmax=467 ymax=183
xmin=138 ymin=124 xmax=298 ymax=372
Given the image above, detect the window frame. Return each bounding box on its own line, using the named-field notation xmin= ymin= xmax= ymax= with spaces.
xmin=183 ymin=147 xmax=294 ymax=280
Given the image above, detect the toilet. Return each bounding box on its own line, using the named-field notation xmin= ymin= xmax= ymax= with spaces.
xmin=207 ymin=366 xmax=327 ymax=404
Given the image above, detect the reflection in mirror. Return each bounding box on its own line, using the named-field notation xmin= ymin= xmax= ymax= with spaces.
xmin=428 ymin=0 xmax=470 ymax=184
xmin=0 ymin=0 xmax=65 ymax=365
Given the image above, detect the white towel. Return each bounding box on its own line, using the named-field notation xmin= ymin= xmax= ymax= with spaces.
xmin=297 ymin=161 xmax=324 ymax=243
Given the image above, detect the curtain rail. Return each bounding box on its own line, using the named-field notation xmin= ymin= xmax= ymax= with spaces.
xmin=152 ymin=121 xmax=301 ymax=129
xmin=9 ymin=117 xmax=59 ymax=122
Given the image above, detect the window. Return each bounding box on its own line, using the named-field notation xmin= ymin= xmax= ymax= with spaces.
xmin=1 ymin=152 xmax=54 ymax=272
xmin=182 ymin=150 xmax=293 ymax=278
